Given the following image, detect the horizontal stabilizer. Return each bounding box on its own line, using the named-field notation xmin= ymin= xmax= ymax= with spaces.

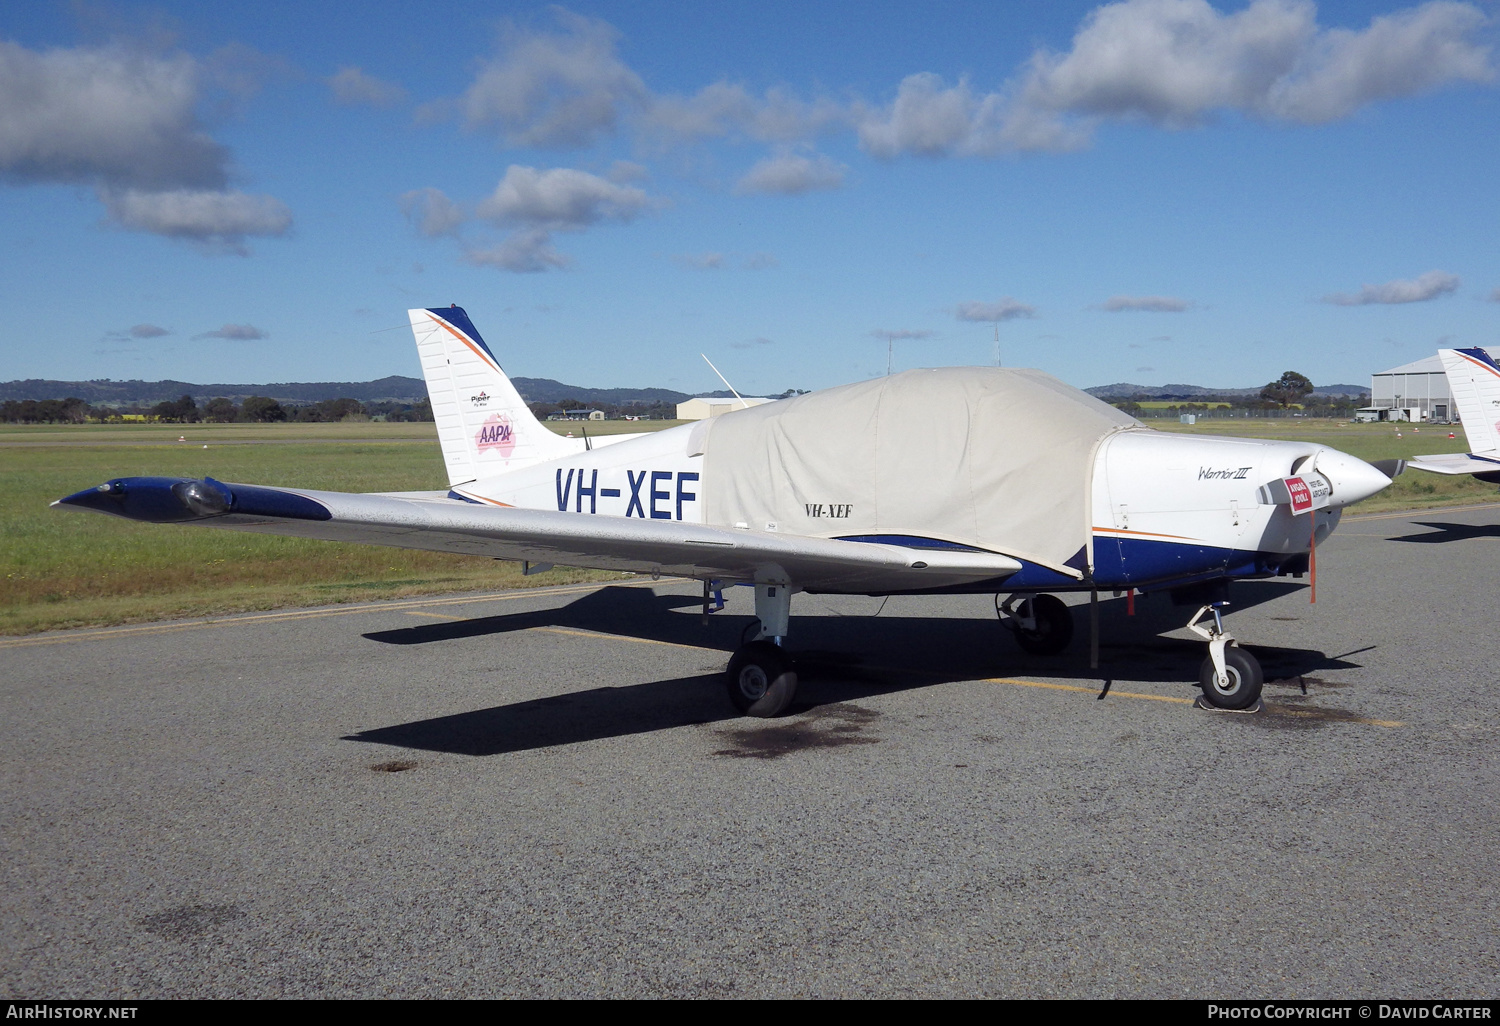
xmin=1407 ymin=451 xmax=1500 ymax=476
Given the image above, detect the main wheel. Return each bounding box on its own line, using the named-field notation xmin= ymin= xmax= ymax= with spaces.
xmin=1198 ymin=646 xmax=1263 ymax=710
xmin=726 ymin=641 xmax=798 ymax=717
xmin=1012 ymin=594 xmax=1074 ymax=655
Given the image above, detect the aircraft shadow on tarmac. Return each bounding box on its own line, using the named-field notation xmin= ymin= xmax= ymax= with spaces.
xmin=346 ymin=580 xmax=1370 ymax=757
xmin=1387 ymin=521 xmax=1500 ymax=545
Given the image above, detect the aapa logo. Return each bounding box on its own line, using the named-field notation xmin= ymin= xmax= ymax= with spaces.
xmin=476 ymin=413 xmax=516 ymax=457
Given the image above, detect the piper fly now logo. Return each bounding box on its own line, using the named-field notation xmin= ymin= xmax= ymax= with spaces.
xmin=1199 ymin=466 xmax=1253 ymax=480
xmin=476 ymin=413 xmax=516 ymax=457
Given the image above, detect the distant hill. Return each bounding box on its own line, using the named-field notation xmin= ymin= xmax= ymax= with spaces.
xmin=1085 ymin=382 xmax=1369 ymax=400
xmin=511 ymin=377 xmax=696 ymax=405
xmin=0 ymin=375 xmax=749 ymax=406
xmin=0 ymin=376 xmax=431 ymax=405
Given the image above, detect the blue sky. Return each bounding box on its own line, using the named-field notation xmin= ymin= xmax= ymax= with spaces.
xmin=1 ymin=0 xmax=1497 ymax=396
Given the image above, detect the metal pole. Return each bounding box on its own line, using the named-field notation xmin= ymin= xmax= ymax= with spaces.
xmin=1090 ymin=586 xmax=1099 ymax=669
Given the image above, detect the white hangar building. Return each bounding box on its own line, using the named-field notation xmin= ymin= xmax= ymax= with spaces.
xmin=1365 ymin=347 xmax=1500 ymax=423
xmin=676 ymin=396 xmax=776 ymax=420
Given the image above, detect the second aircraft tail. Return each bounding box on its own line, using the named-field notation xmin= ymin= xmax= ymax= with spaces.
xmin=1440 ymin=347 xmax=1500 ymax=455
xmin=1409 ymin=347 xmax=1500 ymax=478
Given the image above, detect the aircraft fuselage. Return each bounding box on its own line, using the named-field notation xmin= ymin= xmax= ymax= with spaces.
xmin=449 ymin=423 xmax=1388 ymax=595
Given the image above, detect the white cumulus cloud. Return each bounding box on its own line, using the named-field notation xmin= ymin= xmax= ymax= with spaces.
xmin=195 ymin=323 xmax=267 ymax=341
xmin=0 ymin=39 xmax=295 ymax=249
xmin=1007 ymin=0 xmax=1493 ymax=146
xmin=464 ymin=229 xmax=570 ymax=274
xmin=328 ymin=66 xmax=406 ymax=107
xmin=956 ymin=299 xmax=1038 ymax=322
xmin=734 ymin=151 xmax=846 ymax=195
xmin=0 ymin=40 xmax=226 ymax=190
xmin=408 ymin=166 xmax=654 ymax=274
xmin=853 ymin=1 xmax=1493 ymax=158
xmin=1322 ymin=270 xmax=1461 ymax=305
xmin=857 ymin=74 xmax=988 ymax=158
xmin=400 ymin=187 xmax=464 ymax=237
xmin=477 ymin=165 xmax=650 ymax=229
xmin=1098 ymin=295 xmax=1191 ymax=312
xmin=103 ymin=188 xmax=291 ymax=252
xmin=458 ymin=11 xmax=646 ymax=148
xmin=640 ymin=82 xmax=845 ymax=146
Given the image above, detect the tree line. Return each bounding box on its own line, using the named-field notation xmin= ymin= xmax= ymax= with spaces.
xmin=1106 ymin=371 xmax=1365 ymax=417
xmin=0 ymin=396 xmax=434 ymax=424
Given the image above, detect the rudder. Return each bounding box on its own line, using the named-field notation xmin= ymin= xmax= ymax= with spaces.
xmin=408 ymin=306 xmax=577 ymax=486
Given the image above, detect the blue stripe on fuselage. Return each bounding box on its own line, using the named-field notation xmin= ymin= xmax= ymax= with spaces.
xmin=834 ymin=532 xmax=1293 ymax=595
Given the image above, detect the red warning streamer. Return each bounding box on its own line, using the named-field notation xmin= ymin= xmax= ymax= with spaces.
xmin=1309 ymin=510 xmax=1317 ymax=605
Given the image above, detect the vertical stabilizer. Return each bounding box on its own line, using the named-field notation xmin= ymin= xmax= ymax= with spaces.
xmin=409 ymin=306 xmax=577 ymax=486
xmin=1439 ymin=347 xmax=1500 ymax=455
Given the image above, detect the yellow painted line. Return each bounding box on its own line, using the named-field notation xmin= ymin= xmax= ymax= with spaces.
xmin=1349 ymin=501 xmax=1500 ymax=522
xmin=984 ymin=677 xmax=1193 ymax=704
xmin=0 ymin=579 xmax=668 ymax=650
xmin=1262 ymin=705 xmax=1403 ymax=728
xmin=982 ymin=677 xmax=1401 ymax=726
xmin=403 ymin=611 xmax=463 ymax=621
xmin=529 ymin=626 xmax=718 ymax=653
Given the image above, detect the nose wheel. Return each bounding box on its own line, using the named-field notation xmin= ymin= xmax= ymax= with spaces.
xmin=1187 ymin=602 xmax=1263 ymax=710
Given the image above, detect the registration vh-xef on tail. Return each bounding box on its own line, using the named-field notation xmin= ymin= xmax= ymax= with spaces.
xmin=54 ymin=306 xmax=1398 ymax=716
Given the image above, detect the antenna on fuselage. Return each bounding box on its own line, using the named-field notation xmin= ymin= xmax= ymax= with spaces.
xmin=701 ymin=354 xmax=750 ymax=409
xmin=995 ymin=322 xmax=1001 ymax=368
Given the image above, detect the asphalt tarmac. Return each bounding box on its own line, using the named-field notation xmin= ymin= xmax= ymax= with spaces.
xmin=3 ymin=504 xmax=1498 ymax=999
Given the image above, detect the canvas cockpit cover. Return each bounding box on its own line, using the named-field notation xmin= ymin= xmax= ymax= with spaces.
xmin=701 ymin=367 xmax=1140 ymax=577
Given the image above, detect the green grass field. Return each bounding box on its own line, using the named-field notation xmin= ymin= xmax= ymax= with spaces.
xmin=2 ymin=416 xmax=1493 ymax=635
xmin=0 ymin=421 xmax=651 ymax=635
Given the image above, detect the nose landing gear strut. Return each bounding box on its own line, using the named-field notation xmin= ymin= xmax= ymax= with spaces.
xmin=1187 ymin=601 xmax=1263 ymax=710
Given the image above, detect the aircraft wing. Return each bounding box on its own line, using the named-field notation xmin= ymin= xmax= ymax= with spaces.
xmin=1407 ymin=451 xmax=1500 ymax=476
xmin=53 ymin=477 xmax=1022 ymax=592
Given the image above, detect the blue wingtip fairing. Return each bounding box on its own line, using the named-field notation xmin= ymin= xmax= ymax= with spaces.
xmin=425 ymin=305 xmax=498 ymax=362
xmin=56 ymin=477 xmax=331 ymax=523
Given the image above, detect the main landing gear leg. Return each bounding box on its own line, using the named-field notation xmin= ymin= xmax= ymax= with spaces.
xmin=725 ymin=583 xmax=799 ymax=717
xmin=1186 ymin=601 xmax=1263 ymax=710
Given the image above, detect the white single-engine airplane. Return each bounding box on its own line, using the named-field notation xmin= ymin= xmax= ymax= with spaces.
xmin=1406 ymin=347 xmax=1500 ymax=482
xmin=54 ymin=306 xmax=1396 ymax=715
